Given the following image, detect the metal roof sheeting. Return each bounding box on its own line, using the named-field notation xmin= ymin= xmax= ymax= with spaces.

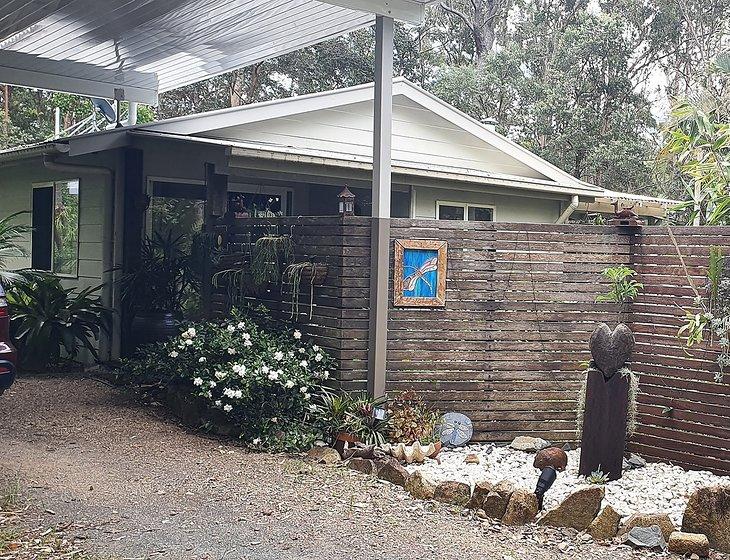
xmin=0 ymin=0 xmax=433 ymax=103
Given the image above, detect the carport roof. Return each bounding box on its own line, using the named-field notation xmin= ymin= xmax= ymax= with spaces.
xmin=0 ymin=0 xmax=434 ymax=104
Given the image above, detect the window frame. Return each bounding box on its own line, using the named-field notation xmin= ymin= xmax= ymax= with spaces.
xmin=31 ymin=179 xmax=81 ymax=278
xmin=145 ymin=176 xmax=207 ymax=237
xmin=435 ymin=200 xmax=496 ymax=222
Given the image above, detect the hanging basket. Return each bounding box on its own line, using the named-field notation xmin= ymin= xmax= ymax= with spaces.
xmin=298 ymin=263 xmax=328 ymax=287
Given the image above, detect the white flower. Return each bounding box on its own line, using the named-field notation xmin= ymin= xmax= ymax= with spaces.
xmin=323 ymin=370 xmax=330 ymax=380
xmin=287 ymin=351 xmax=294 ymax=358
xmin=244 ymin=339 xmax=252 ymax=347
xmin=198 ymin=356 xmax=207 ymax=363
xmin=242 ymin=332 xmax=251 ymax=340
xmin=215 ymin=370 xmax=228 ymax=380
xmin=285 ymin=380 xmax=295 ymax=389
xmin=309 ymin=404 xmax=317 ymax=412
xmin=252 ymin=437 xmax=261 ymax=445
xmin=185 ymin=339 xmax=193 ymax=346
xmin=193 ymin=377 xmax=204 ymax=386
xmin=271 ymin=417 xmax=278 ymax=423
xmin=227 ymin=325 xmax=236 ymax=333
xmin=237 ymin=322 xmax=246 ymax=329
xmin=293 ymin=330 xmax=302 ymax=340
xmin=268 ymin=370 xmax=279 ymax=381
xmin=223 ymin=404 xmax=233 ymax=412
xmin=227 ymin=348 xmax=236 ymax=355
xmin=304 ymin=393 xmax=311 ymax=400
xmin=234 ymin=389 xmax=243 ymax=399
xmin=274 ymin=351 xmax=284 ymax=361
xmin=315 ymin=353 xmax=323 ymax=362
xmin=204 ymin=391 xmax=212 ymax=398
xmin=261 ymin=365 xmax=270 ymax=374
xmin=300 ymin=386 xmax=308 ymax=393
xmin=188 ymin=328 xmax=196 ymax=337
xmin=298 ymin=348 xmax=305 ymax=354
xmin=209 ymin=380 xmax=217 ymax=388
xmin=215 ymin=400 xmax=222 ymax=407
xmin=169 ymin=351 xmax=179 ymax=358
xmin=313 ymin=345 xmax=320 ymax=352
xmin=300 ymin=360 xmax=308 ymax=368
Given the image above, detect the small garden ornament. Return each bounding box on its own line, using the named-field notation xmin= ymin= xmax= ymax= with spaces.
xmin=578 ymin=267 xmax=641 ymax=481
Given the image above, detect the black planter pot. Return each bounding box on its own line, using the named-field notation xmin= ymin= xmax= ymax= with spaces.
xmin=130 ymin=312 xmax=179 ymax=349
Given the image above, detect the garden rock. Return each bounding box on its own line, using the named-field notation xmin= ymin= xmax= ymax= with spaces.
xmin=466 ymin=480 xmax=493 ymax=509
xmin=587 ymin=505 xmax=621 ymax=541
xmin=376 ymin=457 xmax=410 ymax=487
xmin=668 ymin=531 xmax=710 ymax=557
xmin=433 ymin=481 xmax=471 ymax=507
xmin=533 ymin=447 xmax=568 ymax=471
xmin=538 ymin=486 xmax=603 ymax=530
xmin=347 ymin=457 xmax=374 ymax=474
xmin=482 ymin=481 xmax=514 ymax=520
xmin=623 ymin=452 xmax=646 ymax=470
xmin=405 ymin=471 xmax=436 ymax=500
xmin=621 ymin=512 xmax=675 ymax=541
xmin=502 ymin=489 xmax=538 ymax=525
xmin=509 ymin=436 xmax=549 ymax=452
xmin=306 ymin=446 xmax=341 ymax=465
xmin=622 ymin=525 xmax=666 ymax=550
xmin=589 ymin=322 xmax=635 ymax=377
xmin=682 ymin=485 xmax=730 ymax=553
xmin=464 ymin=453 xmax=480 ymax=464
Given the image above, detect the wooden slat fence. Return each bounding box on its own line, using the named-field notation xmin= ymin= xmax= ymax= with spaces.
xmin=211 ymin=217 xmax=730 ymax=475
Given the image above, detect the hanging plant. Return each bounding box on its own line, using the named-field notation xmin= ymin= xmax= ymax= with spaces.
xmin=248 ymin=232 xmax=294 ymax=286
xmin=282 ymin=262 xmax=328 ymax=320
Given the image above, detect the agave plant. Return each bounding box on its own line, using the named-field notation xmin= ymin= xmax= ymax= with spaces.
xmin=0 ymin=211 xmax=30 ymax=287
xmin=7 ymin=273 xmax=112 ymax=369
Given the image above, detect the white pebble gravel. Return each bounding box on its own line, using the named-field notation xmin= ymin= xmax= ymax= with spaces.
xmin=405 ymin=444 xmax=730 ymax=527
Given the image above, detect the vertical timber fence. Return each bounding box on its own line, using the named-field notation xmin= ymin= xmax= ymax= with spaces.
xmin=211 ymin=217 xmax=730 ymax=475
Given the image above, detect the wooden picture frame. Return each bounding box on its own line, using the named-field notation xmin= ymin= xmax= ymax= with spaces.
xmin=393 ymin=239 xmax=447 ymax=307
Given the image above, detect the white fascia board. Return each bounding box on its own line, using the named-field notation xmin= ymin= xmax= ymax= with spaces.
xmin=142 ymin=81 xmax=377 ymax=135
xmin=392 ymin=80 xmax=603 ymax=194
xmin=319 ymin=0 xmax=429 ymax=24
xmin=0 ymin=52 xmax=158 ymax=104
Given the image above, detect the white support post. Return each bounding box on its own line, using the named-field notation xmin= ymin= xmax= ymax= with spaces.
xmin=128 ymin=101 xmax=138 ymax=126
xmin=368 ymin=15 xmax=394 ymax=397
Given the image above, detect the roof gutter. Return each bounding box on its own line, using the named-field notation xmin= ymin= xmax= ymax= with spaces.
xmin=555 ymin=195 xmax=580 ymax=224
xmin=0 ymin=143 xmax=65 ymax=164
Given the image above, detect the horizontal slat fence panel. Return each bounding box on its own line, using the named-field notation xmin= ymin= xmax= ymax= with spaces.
xmin=211 ymin=217 xmax=730 ymax=475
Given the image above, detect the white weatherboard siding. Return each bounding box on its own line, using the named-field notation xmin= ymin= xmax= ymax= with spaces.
xmin=413 ymin=185 xmax=566 ymax=222
xmin=202 ymin=95 xmax=549 ymax=181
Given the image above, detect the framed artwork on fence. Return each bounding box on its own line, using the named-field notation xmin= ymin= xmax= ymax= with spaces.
xmin=393 ymin=239 xmax=447 ymax=307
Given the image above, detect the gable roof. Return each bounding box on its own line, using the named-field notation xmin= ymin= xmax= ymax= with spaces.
xmin=142 ymin=78 xmax=601 ymax=195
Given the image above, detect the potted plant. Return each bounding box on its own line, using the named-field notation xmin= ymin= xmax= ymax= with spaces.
xmin=121 ymin=232 xmax=196 ymax=348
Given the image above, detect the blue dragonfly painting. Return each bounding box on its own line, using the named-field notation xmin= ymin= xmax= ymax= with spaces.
xmin=402 ymin=248 xmax=439 ymax=298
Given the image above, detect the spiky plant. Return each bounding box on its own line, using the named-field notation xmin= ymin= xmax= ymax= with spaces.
xmin=0 ymin=211 xmax=30 ymax=287
xmin=587 ymin=468 xmax=609 ymax=485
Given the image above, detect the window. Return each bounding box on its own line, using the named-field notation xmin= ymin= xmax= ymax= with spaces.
xmin=32 ymin=180 xmax=80 ymax=276
xmin=436 ymin=201 xmax=494 ymax=222
xmin=147 ymin=179 xmax=206 ymax=248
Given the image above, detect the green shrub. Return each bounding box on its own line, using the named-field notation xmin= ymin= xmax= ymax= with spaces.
xmin=8 ymin=272 xmax=111 ymax=369
xmin=123 ymin=308 xmax=337 ymax=451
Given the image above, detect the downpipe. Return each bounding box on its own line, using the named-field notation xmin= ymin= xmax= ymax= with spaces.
xmin=42 ymin=155 xmax=116 ymax=362
xmin=555 ymin=195 xmax=580 ymax=224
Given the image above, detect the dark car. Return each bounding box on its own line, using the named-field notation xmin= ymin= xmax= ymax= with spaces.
xmin=0 ymin=284 xmax=17 ymax=394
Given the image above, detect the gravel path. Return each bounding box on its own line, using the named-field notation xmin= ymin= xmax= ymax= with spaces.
xmin=0 ymin=376 xmax=713 ymax=560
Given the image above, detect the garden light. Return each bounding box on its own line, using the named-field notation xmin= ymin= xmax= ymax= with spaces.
xmin=534 ymin=466 xmax=557 ymax=510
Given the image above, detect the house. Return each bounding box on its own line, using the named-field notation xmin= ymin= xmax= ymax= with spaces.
xmin=0 ymin=78 xmax=673 ymax=360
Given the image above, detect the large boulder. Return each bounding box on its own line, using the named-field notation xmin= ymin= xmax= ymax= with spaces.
xmin=376 ymin=457 xmax=410 ymax=487
xmin=405 ymin=471 xmax=436 ymax=500
xmin=587 ymin=505 xmax=622 ymax=541
xmin=433 ymin=481 xmax=471 ymax=507
xmin=502 ymin=489 xmax=538 ymax=525
xmin=621 ymin=512 xmax=675 ymax=542
xmin=533 ymin=447 xmax=568 ymax=471
xmin=538 ymin=486 xmax=604 ymax=530
xmin=668 ymin=531 xmax=710 ymax=557
xmin=682 ymin=485 xmax=730 ymax=553
xmin=509 ymin=436 xmax=550 ymax=452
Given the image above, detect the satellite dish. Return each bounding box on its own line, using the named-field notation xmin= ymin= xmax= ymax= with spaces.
xmin=91 ymin=98 xmax=116 ymax=123
xmin=437 ymin=412 xmax=473 ymax=447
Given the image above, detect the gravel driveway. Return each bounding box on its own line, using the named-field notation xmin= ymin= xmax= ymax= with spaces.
xmin=0 ymin=376 xmax=695 ymax=560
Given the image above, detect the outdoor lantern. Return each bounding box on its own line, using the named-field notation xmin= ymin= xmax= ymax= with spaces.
xmin=534 ymin=466 xmax=557 ymax=510
xmin=338 ymin=186 xmax=356 ymax=216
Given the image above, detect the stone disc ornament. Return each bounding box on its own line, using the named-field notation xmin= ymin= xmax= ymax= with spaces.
xmin=437 ymin=413 xmax=473 ymax=447
xmin=589 ymin=323 xmax=635 ymax=377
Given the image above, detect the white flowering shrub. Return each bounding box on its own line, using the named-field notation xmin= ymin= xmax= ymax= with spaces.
xmin=123 ymin=308 xmax=337 ymax=451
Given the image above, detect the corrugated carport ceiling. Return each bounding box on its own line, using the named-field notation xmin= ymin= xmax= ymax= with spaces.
xmin=0 ymin=0 xmax=381 ymax=103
